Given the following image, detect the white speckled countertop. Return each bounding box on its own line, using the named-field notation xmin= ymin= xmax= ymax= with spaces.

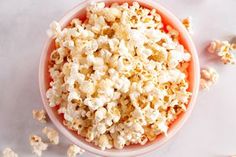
xmin=0 ymin=0 xmax=236 ymax=156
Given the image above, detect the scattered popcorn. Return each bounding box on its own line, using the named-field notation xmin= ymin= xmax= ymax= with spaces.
xmin=32 ymin=109 xmax=47 ymax=123
xmin=200 ymin=67 xmax=219 ymax=90
xmin=67 ymin=144 xmax=85 ymax=157
xmin=29 ymin=135 xmax=48 ymax=156
xmin=208 ymin=40 xmax=236 ymax=64
xmin=2 ymin=148 xmax=18 ymax=157
xmin=182 ymin=17 xmax=193 ymax=34
xmin=42 ymin=127 xmax=59 ymax=145
xmin=46 ymin=2 xmax=192 ymax=150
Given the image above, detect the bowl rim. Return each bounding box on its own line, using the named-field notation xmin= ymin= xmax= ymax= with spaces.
xmin=39 ymin=0 xmax=200 ymax=156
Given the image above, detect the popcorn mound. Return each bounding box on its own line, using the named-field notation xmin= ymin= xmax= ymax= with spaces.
xmin=46 ymin=2 xmax=192 ymax=150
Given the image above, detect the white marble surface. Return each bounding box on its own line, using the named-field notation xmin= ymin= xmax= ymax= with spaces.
xmin=0 ymin=0 xmax=236 ymax=156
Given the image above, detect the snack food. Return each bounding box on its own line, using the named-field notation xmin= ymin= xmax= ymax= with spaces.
xmin=2 ymin=148 xmax=18 ymax=157
xmin=32 ymin=109 xmax=47 ymax=123
xmin=42 ymin=127 xmax=59 ymax=145
xmin=29 ymin=135 xmax=48 ymax=156
xmin=200 ymin=67 xmax=219 ymax=90
xmin=46 ymin=2 xmax=192 ymax=150
xmin=67 ymin=144 xmax=85 ymax=157
xmin=182 ymin=17 xmax=193 ymax=34
xmin=208 ymin=40 xmax=236 ymax=64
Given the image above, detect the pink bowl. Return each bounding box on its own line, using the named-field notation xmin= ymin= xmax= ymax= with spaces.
xmin=39 ymin=0 xmax=200 ymax=156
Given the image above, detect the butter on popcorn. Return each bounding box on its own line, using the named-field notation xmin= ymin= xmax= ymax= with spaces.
xmin=46 ymin=2 xmax=192 ymax=150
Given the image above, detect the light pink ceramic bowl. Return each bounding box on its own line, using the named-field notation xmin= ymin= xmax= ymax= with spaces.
xmin=39 ymin=0 xmax=200 ymax=156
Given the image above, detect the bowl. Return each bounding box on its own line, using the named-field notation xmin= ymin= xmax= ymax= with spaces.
xmin=39 ymin=0 xmax=200 ymax=156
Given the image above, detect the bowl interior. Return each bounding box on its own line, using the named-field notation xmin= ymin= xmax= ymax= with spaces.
xmin=39 ymin=0 xmax=200 ymax=156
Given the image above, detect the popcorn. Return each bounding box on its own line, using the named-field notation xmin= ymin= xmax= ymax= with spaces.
xmin=79 ymin=80 xmax=95 ymax=95
xmin=84 ymin=97 xmax=107 ymax=111
xmin=158 ymin=69 xmax=185 ymax=84
xmin=231 ymin=43 xmax=236 ymax=50
xmin=47 ymin=21 xmax=61 ymax=37
xmin=182 ymin=17 xmax=193 ymax=34
xmin=113 ymin=76 xmax=131 ymax=93
xmin=67 ymin=144 xmax=85 ymax=157
xmin=42 ymin=127 xmax=59 ymax=145
xmin=97 ymin=123 xmax=107 ymax=134
xmin=113 ymin=135 xmax=126 ymax=149
xmin=200 ymin=68 xmax=219 ymax=90
xmin=166 ymin=25 xmax=179 ymax=41
xmin=168 ymin=49 xmax=191 ymax=68
xmin=95 ymin=107 xmax=107 ymax=122
xmin=29 ymin=135 xmax=48 ymax=156
xmin=32 ymin=109 xmax=47 ymax=123
xmin=157 ymin=121 xmax=168 ymax=135
xmin=208 ymin=40 xmax=236 ymax=64
xmin=2 ymin=148 xmax=18 ymax=157
xmin=97 ymin=134 xmax=112 ymax=150
xmin=46 ymin=2 xmax=192 ymax=150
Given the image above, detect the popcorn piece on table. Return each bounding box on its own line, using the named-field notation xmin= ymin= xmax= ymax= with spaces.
xmin=182 ymin=17 xmax=193 ymax=34
xmin=42 ymin=127 xmax=59 ymax=145
xmin=208 ymin=40 xmax=236 ymax=64
xmin=2 ymin=148 xmax=18 ymax=157
xmin=200 ymin=67 xmax=219 ymax=90
xmin=67 ymin=144 xmax=85 ymax=157
xmin=29 ymin=135 xmax=48 ymax=156
xmin=32 ymin=109 xmax=47 ymax=123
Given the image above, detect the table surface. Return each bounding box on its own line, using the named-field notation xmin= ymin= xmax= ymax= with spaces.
xmin=0 ymin=0 xmax=236 ymax=156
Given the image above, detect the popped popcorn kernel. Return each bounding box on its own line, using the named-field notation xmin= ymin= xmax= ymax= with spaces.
xmin=182 ymin=17 xmax=193 ymax=34
xmin=32 ymin=109 xmax=47 ymax=123
xmin=46 ymin=2 xmax=192 ymax=150
xmin=47 ymin=21 xmax=61 ymax=37
xmin=67 ymin=144 xmax=85 ymax=157
xmin=29 ymin=135 xmax=48 ymax=156
xmin=230 ymin=43 xmax=236 ymax=50
xmin=97 ymin=134 xmax=112 ymax=150
xmin=200 ymin=68 xmax=219 ymax=90
xmin=2 ymin=148 xmax=18 ymax=157
xmin=208 ymin=40 xmax=236 ymax=64
xmin=42 ymin=127 xmax=59 ymax=145
xmin=166 ymin=25 xmax=179 ymax=41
